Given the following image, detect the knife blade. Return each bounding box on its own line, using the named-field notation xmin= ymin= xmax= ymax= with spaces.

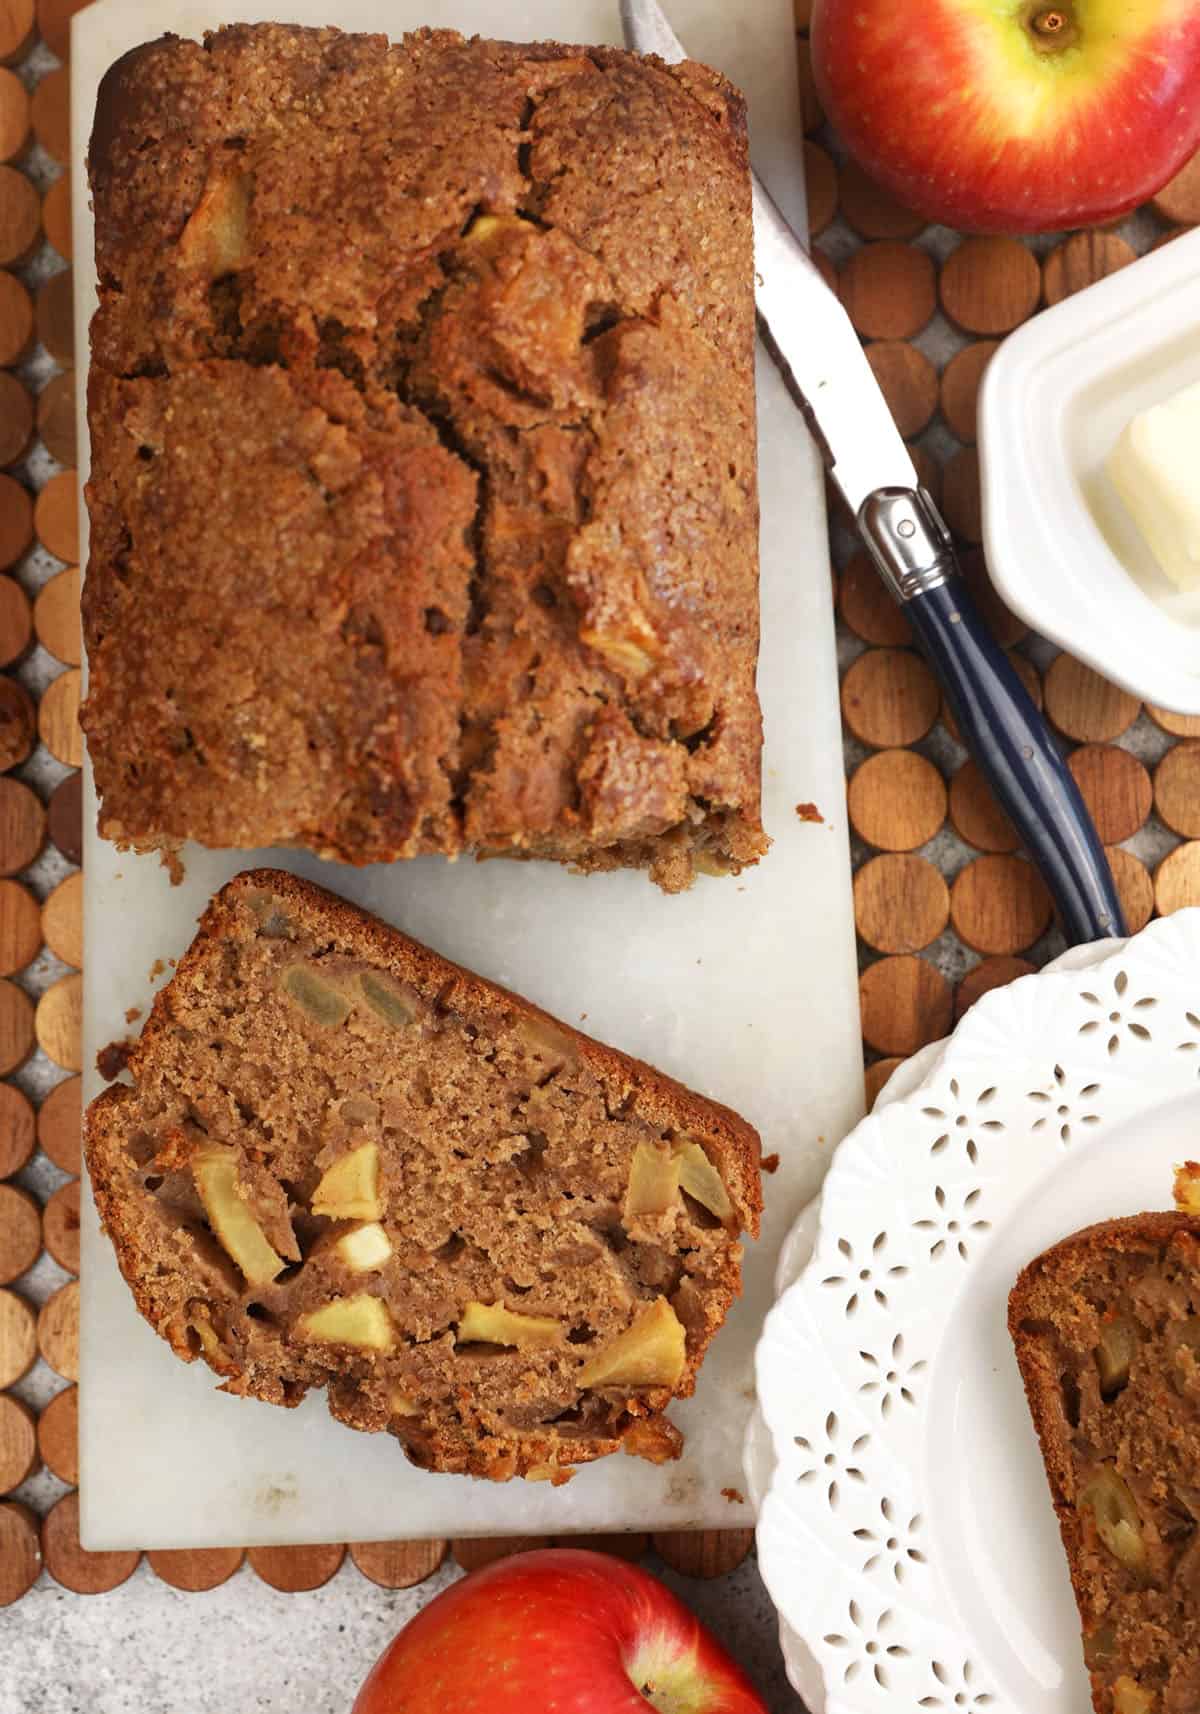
xmin=620 ymin=0 xmax=1127 ymax=947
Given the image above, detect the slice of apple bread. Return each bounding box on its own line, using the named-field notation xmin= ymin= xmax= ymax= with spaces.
xmin=85 ymin=868 xmax=761 ymax=1482
xmin=1009 ymin=1214 xmax=1200 ymax=1714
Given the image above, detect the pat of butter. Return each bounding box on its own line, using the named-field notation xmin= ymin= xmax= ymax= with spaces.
xmin=1106 ymin=379 xmax=1200 ymax=591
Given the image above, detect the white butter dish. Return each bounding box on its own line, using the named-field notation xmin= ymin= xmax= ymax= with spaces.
xmin=980 ymin=226 xmax=1200 ymax=714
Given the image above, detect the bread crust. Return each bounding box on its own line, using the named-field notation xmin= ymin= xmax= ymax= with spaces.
xmin=82 ymin=24 xmax=766 ymax=891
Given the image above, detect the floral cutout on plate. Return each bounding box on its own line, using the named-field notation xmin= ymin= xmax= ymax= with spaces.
xmin=1026 ymin=1063 xmax=1102 ymax=1146
xmin=794 ymin=1411 xmax=870 ymax=1511
xmin=822 ymin=1599 xmax=910 ymax=1691
xmin=919 ymin=1658 xmax=995 ymax=1710
xmin=1077 ymin=967 xmax=1157 ymax=1054
xmin=919 ymin=1079 xmax=1004 ymax=1167
xmin=852 ymin=1497 xmax=926 ymax=1586
xmin=913 ymin=1185 xmax=990 ymax=1262
xmin=820 ymin=1233 xmax=909 ymax=1315
xmin=857 ymin=1333 xmax=927 ymax=1418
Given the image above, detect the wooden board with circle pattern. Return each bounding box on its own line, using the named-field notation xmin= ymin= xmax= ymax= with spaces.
xmin=0 ymin=0 xmax=1198 ymax=1614
xmin=797 ymin=58 xmax=1200 ymax=1078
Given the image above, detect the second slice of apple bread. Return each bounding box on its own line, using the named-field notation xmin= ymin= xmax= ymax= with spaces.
xmin=85 ymin=868 xmax=761 ymax=1482
xmin=1010 ymin=1214 xmax=1200 ymax=1714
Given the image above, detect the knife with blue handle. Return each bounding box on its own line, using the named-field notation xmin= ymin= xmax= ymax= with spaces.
xmin=620 ymin=0 xmax=1126 ymax=947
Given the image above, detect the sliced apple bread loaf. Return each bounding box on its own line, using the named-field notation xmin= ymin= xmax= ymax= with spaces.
xmin=1009 ymin=1214 xmax=1200 ymax=1714
xmin=85 ymin=869 xmax=761 ymax=1481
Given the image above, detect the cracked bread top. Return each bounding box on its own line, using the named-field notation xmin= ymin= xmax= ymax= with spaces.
xmin=82 ymin=24 xmax=766 ymax=890
xmin=84 ymin=868 xmax=762 ymax=1482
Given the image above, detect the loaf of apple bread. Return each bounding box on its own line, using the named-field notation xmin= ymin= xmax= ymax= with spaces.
xmin=81 ymin=23 xmax=766 ymax=892
xmin=85 ymin=869 xmax=762 ymax=1481
xmin=1009 ymin=1214 xmax=1200 ymax=1714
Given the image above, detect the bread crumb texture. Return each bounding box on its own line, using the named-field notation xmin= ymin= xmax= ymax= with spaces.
xmin=1010 ymin=1213 xmax=1200 ymax=1714
xmin=85 ymin=869 xmax=762 ymax=1480
xmin=81 ymin=25 xmax=765 ymax=892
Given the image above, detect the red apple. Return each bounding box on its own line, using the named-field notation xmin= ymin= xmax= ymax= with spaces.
xmin=351 ymin=1547 xmax=768 ymax=1714
xmin=811 ymin=0 xmax=1200 ymax=233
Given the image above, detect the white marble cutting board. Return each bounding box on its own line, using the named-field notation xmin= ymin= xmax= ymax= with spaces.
xmin=72 ymin=0 xmax=863 ymax=1550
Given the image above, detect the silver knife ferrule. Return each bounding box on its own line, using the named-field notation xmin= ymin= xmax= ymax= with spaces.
xmin=858 ymin=487 xmax=956 ymax=604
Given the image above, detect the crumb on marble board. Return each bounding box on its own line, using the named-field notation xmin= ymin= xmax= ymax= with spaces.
xmin=721 ymin=1486 xmax=746 ymax=1505
xmin=148 ymin=959 xmax=164 ymax=980
xmin=160 ymin=848 xmax=186 ymax=886
xmin=96 ymin=1039 xmax=132 ymax=1081
xmin=794 ymin=802 xmax=824 ymax=823
xmin=124 ymin=1006 xmax=141 ymax=1025
xmin=761 ymin=1152 xmax=780 ymax=1174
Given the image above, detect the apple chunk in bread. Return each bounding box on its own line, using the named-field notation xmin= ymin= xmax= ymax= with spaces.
xmin=1096 ymin=1314 xmax=1137 ymax=1396
xmin=1112 ymin=1676 xmax=1155 ymax=1714
xmin=191 ymin=1145 xmax=286 ymax=1288
xmin=296 ymin=1293 xmax=394 ymax=1350
xmin=282 ymin=963 xmax=351 ymax=1028
xmin=177 ymin=166 xmax=252 ymax=276
xmin=335 ymin=1222 xmax=392 ymax=1273
xmin=312 ymin=1142 xmax=381 ymax=1221
xmin=357 ymin=971 xmax=419 ymax=1031
xmin=457 ymin=1301 xmax=563 ymax=1349
xmin=624 ymin=1142 xmax=683 ymax=1220
xmin=578 ymin=1297 xmax=686 ymax=1389
xmin=188 ymin=1306 xmax=239 ymax=1377
xmin=512 ymin=1013 xmax=577 ymax=1071
xmin=1078 ymin=1466 xmax=1148 ymax=1575
xmin=676 ymin=1140 xmax=733 ymax=1223
xmin=460 ymin=212 xmax=526 ymax=246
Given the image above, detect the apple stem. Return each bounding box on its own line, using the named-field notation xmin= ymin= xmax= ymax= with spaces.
xmin=1025 ymin=3 xmax=1078 ymax=53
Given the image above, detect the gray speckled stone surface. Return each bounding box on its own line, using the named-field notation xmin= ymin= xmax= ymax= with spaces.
xmin=0 ymin=1551 xmax=802 ymax=1714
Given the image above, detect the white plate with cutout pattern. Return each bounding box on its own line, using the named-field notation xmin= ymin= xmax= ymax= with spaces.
xmin=747 ymin=911 xmax=1200 ymax=1714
